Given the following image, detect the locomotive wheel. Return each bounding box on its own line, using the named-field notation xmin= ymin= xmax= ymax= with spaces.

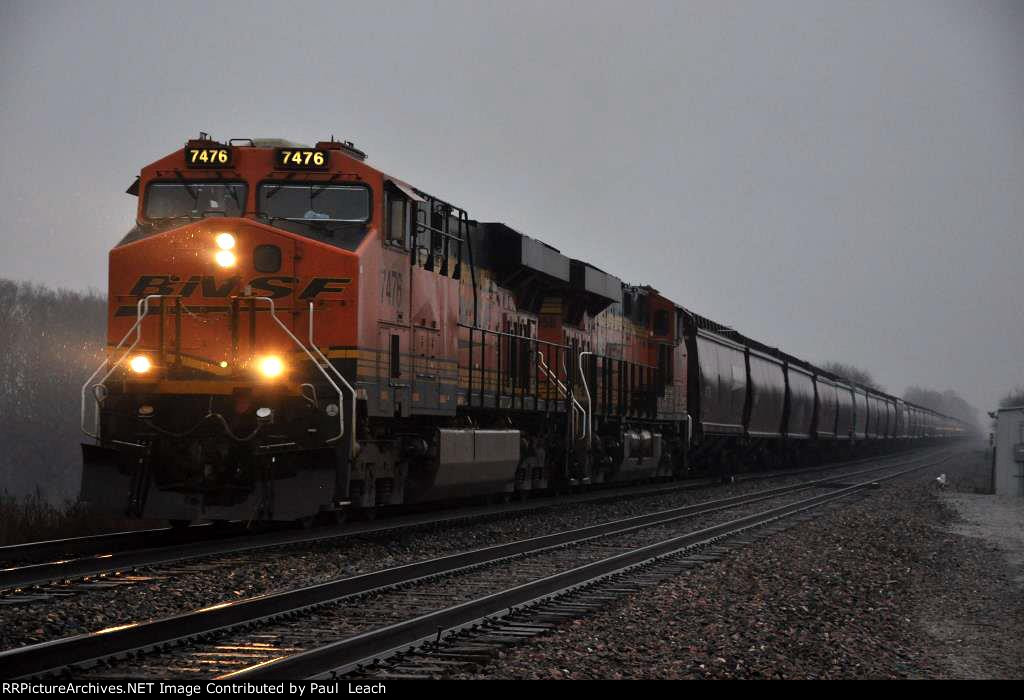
xmin=293 ymin=515 xmax=316 ymax=530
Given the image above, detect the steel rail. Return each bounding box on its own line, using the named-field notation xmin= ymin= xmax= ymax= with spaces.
xmin=0 ymin=450 xmax=950 ymax=679
xmin=0 ymin=447 xmax=936 ymax=590
xmin=0 ymin=525 xmax=205 ymax=565
xmin=232 ymin=453 xmax=951 ymax=680
xmin=0 ymin=445 xmax=939 ymax=591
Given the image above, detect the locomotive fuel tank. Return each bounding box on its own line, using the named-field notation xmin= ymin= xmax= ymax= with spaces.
xmin=403 ymin=429 xmax=521 ymax=502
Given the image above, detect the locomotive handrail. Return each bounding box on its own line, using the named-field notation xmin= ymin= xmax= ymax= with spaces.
xmin=456 ymin=323 xmax=566 ymax=350
xmin=560 ymin=353 xmax=588 ymax=441
xmin=578 ymin=351 xmax=594 ymax=449
xmin=306 ymin=301 xmax=359 ymax=457
xmin=536 ymin=351 xmax=586 ymax=440
xmin=82 ymin=293 xmax=349 ymax=446
xmin=80 ymin=294 xmax=165 ymax=439
xmin=236 ymin=296 xmax=345 ymax=445
xmin=414 ymin=220 xmax=464 ymax=241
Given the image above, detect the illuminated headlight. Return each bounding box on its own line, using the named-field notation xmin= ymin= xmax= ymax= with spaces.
xmin=215 ymin=250 xmax=236 ymax=268
xmin=215 ymin=233 xmax=236 ymax=250
xmin=258 ymin=355 xmax=285 ymax=379
xmin=129 ymin=355 xmax=151 ymax=374
xmin=256 ymin=407 xmax=273 ymax=421
xmin=138 ymin=404 xmax=155 ymax=417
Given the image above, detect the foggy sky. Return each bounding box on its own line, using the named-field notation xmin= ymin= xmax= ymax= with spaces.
xmin=1 ymin=0 xmax=1021 ymax=416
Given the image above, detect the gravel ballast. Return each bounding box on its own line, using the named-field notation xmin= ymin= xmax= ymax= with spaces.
xmin=0 ymin=452 xmax=930 ymax=651
xmin=455 ymin=447 xmax=1023 ymax=679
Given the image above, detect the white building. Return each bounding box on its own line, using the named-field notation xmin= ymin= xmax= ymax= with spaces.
xmin=993 ymin=406 xmax=1024 ymax=497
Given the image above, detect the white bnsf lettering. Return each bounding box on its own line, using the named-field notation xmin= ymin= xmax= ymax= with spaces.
xmin=117 ymin=275 xmax=352 ymax=316
xmin=128 ymin=275 xmax=351 ymax=300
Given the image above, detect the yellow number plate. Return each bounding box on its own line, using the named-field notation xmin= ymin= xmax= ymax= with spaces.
xmin=274 ymin=148 xmax=329 ymax=170
xmin=185 ymin=147 xmax=232 ymax=168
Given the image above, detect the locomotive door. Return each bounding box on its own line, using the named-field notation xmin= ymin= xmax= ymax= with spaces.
xmin=380 ymin=185 xmax=415 ymax=418
xmin=379 ymin=325 xmax=410 ymax=418
xmin=412 ymin=322 xmax=441 ymax=412
xmin=410 ymin=266 xmax=443 ymax=414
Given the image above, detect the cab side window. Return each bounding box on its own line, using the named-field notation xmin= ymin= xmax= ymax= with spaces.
xmin=386 ymin=190 xmax=409 ymax=248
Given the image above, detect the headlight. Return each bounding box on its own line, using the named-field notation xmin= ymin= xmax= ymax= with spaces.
xmin=129 ymin=355 xmax=151 ymax=374
xmin=258 ymin=355 xmax=284 ymax=379
xmin=215 ymin=233 xmax=236 ymax=250
xmin=215 ymin=250 xmax=236 ymax=268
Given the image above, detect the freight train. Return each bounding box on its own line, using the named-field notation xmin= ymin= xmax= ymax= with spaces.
xmin=80 ymin=135 xmax=967 ymax=524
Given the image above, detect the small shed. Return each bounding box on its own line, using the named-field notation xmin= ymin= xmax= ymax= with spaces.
xmin=993 ymin=406 xmax=1024 ymax=497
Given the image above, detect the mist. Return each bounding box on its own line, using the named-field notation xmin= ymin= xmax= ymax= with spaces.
xmin=1 ymin=0 xmax=1021 ymax=415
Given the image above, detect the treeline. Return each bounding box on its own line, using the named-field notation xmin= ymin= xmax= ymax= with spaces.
xmin=820 ymin=360 xmax=979 ymax=430
xmin=903 ymin=386 xmax=980 ymax=430
xmin=818 ymin=362 xmax=885 ymax=391
xmin=0 ymin=279 xmax=106 ymax=503
xmin=1000 ymin=387 xmax=1024 ymax=408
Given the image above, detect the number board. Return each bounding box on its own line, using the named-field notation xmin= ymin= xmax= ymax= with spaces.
xmin=185 ymin=147 xmax=233 ymax=168
xmin=275 ymin=148 xmax=329 ymax=170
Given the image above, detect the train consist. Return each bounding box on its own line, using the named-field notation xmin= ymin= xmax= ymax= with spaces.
xmin=80 ymin=135 xmax=967 ymax=523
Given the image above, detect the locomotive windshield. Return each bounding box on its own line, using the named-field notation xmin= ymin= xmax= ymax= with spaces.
xmin=144 ymin=182 xmax=247 ymax=220
xmin=259 ymin=183 xmax=371 ymax=250
xmin=259 ymin=184 xmax=370 ymax=223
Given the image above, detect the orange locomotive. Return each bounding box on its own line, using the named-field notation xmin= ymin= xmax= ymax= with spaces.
xmin=81 ymin=134 xmax=962 ymax=525
xmin=81 ymin=134 xmax=686 ymax=524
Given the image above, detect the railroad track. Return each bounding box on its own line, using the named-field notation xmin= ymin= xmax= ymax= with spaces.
xmin=0 ymin=522 xmax=241 ymax=570
xmin=341 ymin=494 xmax=872 ymax=681
xmin=0 ymin=447 xmax=933 ymax=605
xmin=0 ymin=449 xmax=953 ymax=680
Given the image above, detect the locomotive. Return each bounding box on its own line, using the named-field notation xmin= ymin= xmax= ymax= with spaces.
xmin=79 ymin=134 xmax=965 ymax=524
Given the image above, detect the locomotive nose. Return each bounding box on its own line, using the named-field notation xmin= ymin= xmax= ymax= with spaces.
xmin=107 ymin=216 xmax=358 ymax=389
xmin=110 ymin=218 xmax=311 ymax=379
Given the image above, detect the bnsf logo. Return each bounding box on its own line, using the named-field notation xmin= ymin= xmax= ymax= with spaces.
xmin=128 ymin=275 xmax=351 ymax=300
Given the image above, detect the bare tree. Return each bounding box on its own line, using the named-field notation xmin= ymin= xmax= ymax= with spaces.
xmin=903 ymin=385 xmax=981 ymax=431
xmin=1000 ymin=386 xmax=1024 ymax=409
xmin=819 ymin=361 xmax=885 ymax=391
xmin=0 ymin=279 xmax=106 ymax=503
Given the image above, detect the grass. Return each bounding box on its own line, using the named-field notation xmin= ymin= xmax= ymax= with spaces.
xmin=0 ymin=490 xmax=145 ymax=547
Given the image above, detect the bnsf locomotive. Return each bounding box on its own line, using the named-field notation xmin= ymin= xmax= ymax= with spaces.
xmin=80 ymin=135 xmax=965 ymax=524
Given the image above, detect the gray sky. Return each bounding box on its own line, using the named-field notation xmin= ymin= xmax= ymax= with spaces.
xmin=1 ymin=0 xmax=1021 ymax=414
